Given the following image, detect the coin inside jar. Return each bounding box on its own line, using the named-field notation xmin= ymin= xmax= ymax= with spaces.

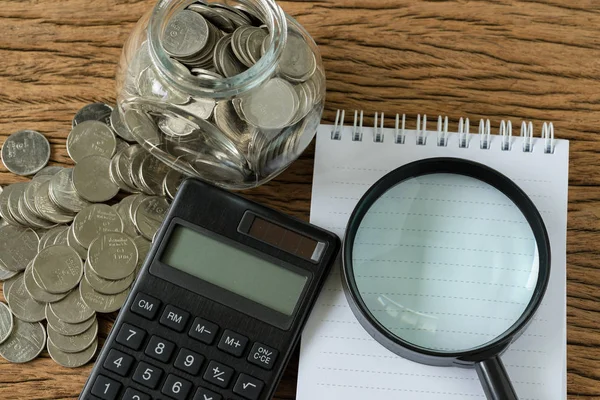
xmin=239 ymin=78 xmax=299 ymax=129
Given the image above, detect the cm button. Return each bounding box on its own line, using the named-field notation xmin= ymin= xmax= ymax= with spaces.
xmin=130 ymin=292 xmax=161 ymax=320
xmin=247 ymin=342 xmax=278 ymax=370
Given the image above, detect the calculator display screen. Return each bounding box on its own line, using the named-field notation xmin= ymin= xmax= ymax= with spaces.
xmin=161 ymin=225 xmax=309 ymax=316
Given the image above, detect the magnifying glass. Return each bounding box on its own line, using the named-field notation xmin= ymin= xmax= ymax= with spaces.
xmin=341 ymin=158 xmax=550 ymax=400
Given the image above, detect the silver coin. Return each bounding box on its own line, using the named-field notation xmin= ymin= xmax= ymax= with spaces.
xmin=116 ymin=196 xmax=140 ymax=238
xmin=163 ymin=169 xmax=184 ymax=200
xmin=53 ymin=226 xmax=69 ymax=246
xmin=188 ymin=3 xmax=235 ymax=33
xmin=139 ymin=154 xmax=171 ymax=195
xmin=176 ymin=97 xmax=217 ymax=120
xmin=34 ymin=166 xmax=64 ymax=178
xmin=7 ymin=183 xmax=30 ymax=226
xmin=67 ymin=120 xmax=117 ymax=163
xmin=110 ymin=106 xmax=136 ymax=142
xmin=116 ymin=145 xmax=144 ymax=192
xmin=214 ymin=100 xmax=256 ymax=152
xmin=32 ymin=245 xmax=83 ymax=294
xmin=123 ymin=109 xmax=161 ymax=147
xmin=246 ymin=28 xmax=268 ymax=64
xmin=0 ymin=319 xmax=46 ymax=363
xmin=231 ymin=26 xmax=254 ymax=67
xmin=279 ymin=29 xmax=316 ymax=82
xmin=0 ymin=225 xmax=39 ymax=272
xmin=0 ymin=302 xmax=13 ymax=345
xmin=0 ymin=185 xmax=21 ymax=226
xmin=47 ymin=318 xmax=98 ymax=353
xmin=216 ymin=35 xmax=247 ymax=78
xmin=0 ymin=268 xmax=18 ymax=282
xmin=79 ymin=276 xmax=130 ymax=313
xmin=24 ymin=175 xmax=53 ymax=219
xmin=6 ymin=275 xmax=46 ymax=323
xmin=47 ymin=336 xmax=97 ymax=368
xmin=87 ymin=233 xmax=138 ymax=281
xmin=163 ymin=10 xmax=210 ymax=58
xmin=67 ymin=224 xmax=88 ymax=260
xmin=34 ymin=180 xmax=75 ymax=224
xmin=85 ymin=261 xmax=135 ymax=295
xmin=72 ymin=103 xmax=113 ymax=127
xmin=49 ymin=168 xmax=91 ymax=213
xmin=23 ymin=262 xmax=70 ymax=304
xmin=2 ymin=273 xmax=22 ymax=302
xmin=72 ymin=204 xmax=123 ymax=249
xmin=45 ymin=304 xmax=95 ymax=336
xmin=73 ymin=155 xmax=120 ymax=202
xmin=109 ymin=151 xmax=137 ymax=193
xmin=134 ymin=196 xmax=169 ymax=240
xmin=17 ymin=192 xmax=56 ymax=229
xmin=1 ymin=130 xmax=51 ymax=176
xmin=48 ymin=288 xmax=95 ymax=324
xmin=129 ymin=194 xmax=149 ymax=222
xmin=38 ymin=225 xmax=68 ymax=253
xmin=240 ymin=78 xmax=299 ymax=129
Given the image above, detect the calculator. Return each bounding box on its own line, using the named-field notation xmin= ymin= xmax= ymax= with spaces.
xmin=79 ymin=179 xmax=340 ymax=400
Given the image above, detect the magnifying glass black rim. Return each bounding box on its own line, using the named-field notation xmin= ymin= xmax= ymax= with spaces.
xmin=342 ymin=157 xmax=551 ymax=366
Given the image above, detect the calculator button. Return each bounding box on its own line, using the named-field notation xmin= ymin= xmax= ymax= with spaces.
xmin=189 ymin=317 xmax=218 ymax=344
xmin=174 ymin=348 xmax=204 ymax=375
xmin=132 ymin=361 xmax=164 ymax=389
xmin=160 ymin=305 xmax=190 ymax=332
xmin=145 ymin=335 xmax=176 ymax=363
xmin=103 ymin=349 xmax=134 ymax=377
xmin=161 ymin=374 xmax=193 ymax=400
xmin=90 ymin=375 xmax=121 ymax=400
xmin=203 ymin=360 xmax=234 ymax=388
xmin=130 ymin=292 xmax=161 ymax=320
xmin=247 ymin=342 xmax=278 ymax=370
xmin=217 ymin=330 xmax=248 ymax=357
xmin=122 ymin=388 xmax=151 ymax=400
xmin=193 ymin=387 xmax=222 ymax=400
xmin=232 ymin=374 xmax=264 ymax=400
xmin=116 ymin=323 xmax=147 ymax=350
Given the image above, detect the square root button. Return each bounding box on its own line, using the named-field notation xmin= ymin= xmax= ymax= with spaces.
xmin=233 ymin=373 xmax=264 ymax=400
xmin=247 ymin=342 xmax=278 ymax=370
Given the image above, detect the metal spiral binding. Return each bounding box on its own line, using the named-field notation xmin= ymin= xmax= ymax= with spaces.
xmin=330 ymin=110 xmax=555 ymax=153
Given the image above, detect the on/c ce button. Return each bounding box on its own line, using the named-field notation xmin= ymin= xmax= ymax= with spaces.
xmin=247 ymin=342 xmax=278 ymax=370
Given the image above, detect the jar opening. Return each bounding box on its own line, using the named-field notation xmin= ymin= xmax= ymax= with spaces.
xmin=148 ymin=0 xmax=287 ymax=99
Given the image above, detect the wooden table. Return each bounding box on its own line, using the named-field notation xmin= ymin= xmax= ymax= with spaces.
xmin=0 ymin=0 xmax=598 ymax=399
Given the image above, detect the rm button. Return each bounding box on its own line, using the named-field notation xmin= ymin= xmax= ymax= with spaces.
xmin=160 ymin=305 xmax=190 ymax=332
xmin=247 ymin=342 xmax=278 ymax=370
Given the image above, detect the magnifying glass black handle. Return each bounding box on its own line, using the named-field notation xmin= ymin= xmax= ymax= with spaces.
xmin=475 ymin=356 xmax=518 ymax=400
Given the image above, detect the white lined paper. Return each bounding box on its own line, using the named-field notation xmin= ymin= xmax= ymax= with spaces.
xmin=297 ymin=124 xmax=568 ymax=400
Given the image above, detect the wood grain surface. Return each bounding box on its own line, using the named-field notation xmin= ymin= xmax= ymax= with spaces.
xmin=0 ymin=0 xmax=599 ymax=399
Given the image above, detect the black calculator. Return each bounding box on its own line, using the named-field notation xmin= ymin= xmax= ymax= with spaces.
xmin=80 ymin=179 xmax=340 ymax=400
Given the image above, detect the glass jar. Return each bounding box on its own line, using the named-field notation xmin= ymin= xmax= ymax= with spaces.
xmin=116 ymin=0 xmax=325 ymax=190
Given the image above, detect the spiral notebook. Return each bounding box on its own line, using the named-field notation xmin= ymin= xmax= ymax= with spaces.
xmin=298 ymin=111 xmax=569 ymax=400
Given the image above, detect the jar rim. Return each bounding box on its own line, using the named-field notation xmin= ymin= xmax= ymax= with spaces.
xmin=148 ymin=0 xmax=287 ymax=98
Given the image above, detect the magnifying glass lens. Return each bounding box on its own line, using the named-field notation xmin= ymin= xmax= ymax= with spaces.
xmin=352 ymin=173 xmax=539 ymax=352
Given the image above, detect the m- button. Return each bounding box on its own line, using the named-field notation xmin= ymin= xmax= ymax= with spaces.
xmin=159 ymin=305 xmax=190 ymax=332
xmin=130 ymin=293 xmax=161 ymax=320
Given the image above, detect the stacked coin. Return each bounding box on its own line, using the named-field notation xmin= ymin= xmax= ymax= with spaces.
xmin=121 ymin=0 xmax=325 ymax=187
xmin=0 ymin=102 xmax=176 ymax=367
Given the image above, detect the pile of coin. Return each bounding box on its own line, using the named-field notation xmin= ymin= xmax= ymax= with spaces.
xmin=122 ymin=0 xmax=325 ymax=187
xmin=0 ymin=102 xmax=178 ymax=367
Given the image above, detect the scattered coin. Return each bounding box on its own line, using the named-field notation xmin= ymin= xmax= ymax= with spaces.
xmin=72 ymin=103 xmax=113 ymax=127
xmin=34 ymin=180 xmax=75 ymax=224
xmin=0 ymin=302 xmax=14 ymax=345
xmin=79 ymin=276 xmax=130 ymax=313
xmin=0 ymin=319 xmax=46 ymax=363
xmin=134 ymin=196 xmax=169 ymax=240
xmin=67 ymin=121 xmax=117 ymax=163
xmin=1 ymin=130 xmax=51 ymax=176
xmin=0 ymin=225 xmax=39 ymax=272
xmin=87 ymin=233 xmax=138 ymax=280
xmin=47 ymin=318 xmax=98 ymax=353
xmin=32 ymin=245 xmax=83 ymax=294
xmin=115 ymin=196 xmax=140 ymax=238
xmin=72 ymin=204 xmax=123 ymax=249
xmin=23 ymin=262 xmax=70 ymax=304
xmin=6 ymin=275 xmax=46 ymax=323
xmin=2 ymin=273 xmax=21 ymax=302
xmin=47 ymin=336 xmax=98 ymax=368
xmin=35 ymin=166 xmax=64 ymax=178
xmin=72 ymin=155 xmax=120 ymax=202
xmin=85 ymin=262 xmax=135 ymax=295
xmin=48 ymin=288 xmax=95 ymax=324
xmin=48 ymin=168 xmax=91 ymax=213
xmin=45 ymin=305 xmax=96 ymax=337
